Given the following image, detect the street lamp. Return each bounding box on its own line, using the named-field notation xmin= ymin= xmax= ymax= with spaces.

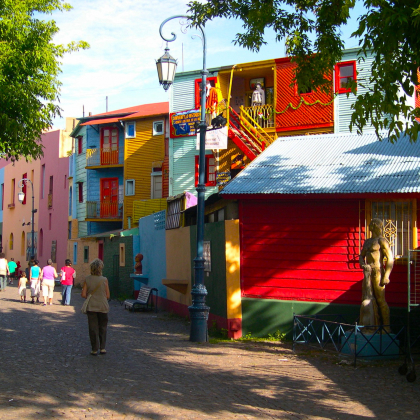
xmin=18 ymin=179 xmax=37 ymax=260
xmin=157 ymin=15 xmax=210 ymax=342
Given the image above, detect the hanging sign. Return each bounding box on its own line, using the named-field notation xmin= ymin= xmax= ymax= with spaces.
xmin=170 ymin=109 xmax=200 ymax=138
xmin=196 ymin=126 xmax=228 ymax=150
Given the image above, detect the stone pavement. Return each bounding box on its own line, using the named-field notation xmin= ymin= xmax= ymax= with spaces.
xmin=0 ymin=284 xmax=419 ymax=420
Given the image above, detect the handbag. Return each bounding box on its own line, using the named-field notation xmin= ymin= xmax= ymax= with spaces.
xmin=81 ymin=281 xmax=103 ymax=314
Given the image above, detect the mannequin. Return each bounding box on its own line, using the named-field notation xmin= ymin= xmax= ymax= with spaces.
xmin=205 ymin=81 xmax=218 ymax=125
xmin=251 ymin=83 xmax=265 ymax=107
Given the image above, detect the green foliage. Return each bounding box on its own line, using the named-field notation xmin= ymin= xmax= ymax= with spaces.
xmin=188 ymin=0 xmax=420 ymax=143
xmin=0 ymin=0 xmax=89 ymax=160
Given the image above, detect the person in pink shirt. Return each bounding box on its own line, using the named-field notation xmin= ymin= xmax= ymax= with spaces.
xmin=40 ymin=259 xmax=57 ymax=306
xmin=60 ymin=259 xmax=76 ymax=306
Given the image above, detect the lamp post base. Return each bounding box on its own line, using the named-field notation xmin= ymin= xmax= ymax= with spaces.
xmin=188 ymin=283 xmax=210 ymax=342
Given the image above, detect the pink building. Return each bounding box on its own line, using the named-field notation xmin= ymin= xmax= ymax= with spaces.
xmin=2 ymin=119 xmax=74 ymax=271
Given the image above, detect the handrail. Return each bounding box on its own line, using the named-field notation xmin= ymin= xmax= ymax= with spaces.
xmin=229 ymin=107 xmax=264 ymax=151
xmin=239 ymin=105 xmax=273 ymax=147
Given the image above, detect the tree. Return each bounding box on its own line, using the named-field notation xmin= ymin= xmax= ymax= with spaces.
xmin=0 ymin=0 xmax=89 ymax=160
xmin=188 ymin=0 xmax=420 ymax=143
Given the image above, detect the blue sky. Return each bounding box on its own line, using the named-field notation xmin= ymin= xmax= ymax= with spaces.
xmin=51 ymin=0 xmax=365 ymax=128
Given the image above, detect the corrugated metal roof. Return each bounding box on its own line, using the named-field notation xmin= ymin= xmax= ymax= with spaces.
xmin=81 ymin=117 xmax=119 ymax=126
xmin=220 ymin=132 xmax=420 ymax=195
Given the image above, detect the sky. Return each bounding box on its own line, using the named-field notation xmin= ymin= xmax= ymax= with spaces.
xmin=50 ymin=0 xmax=365 ymax=128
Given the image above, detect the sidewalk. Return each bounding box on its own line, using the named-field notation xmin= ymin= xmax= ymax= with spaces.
xmin=0 ymin=284 xmax=418 ymax=419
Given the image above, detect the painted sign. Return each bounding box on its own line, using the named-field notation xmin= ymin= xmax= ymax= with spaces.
xmin=170 ymin=109 xmax=200 ymax=138
xmin=196 ymin=127 xmax=228 ymax=150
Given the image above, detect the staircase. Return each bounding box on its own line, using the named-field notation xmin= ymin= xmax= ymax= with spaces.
xmin=227 ymin=106 xmax=274 ymax=161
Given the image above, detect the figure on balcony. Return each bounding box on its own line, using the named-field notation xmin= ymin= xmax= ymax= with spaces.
xmin=206 ymin=80 xmax=218 ymax=126
xmin=251 ymin=83 xmax=265 ymax=107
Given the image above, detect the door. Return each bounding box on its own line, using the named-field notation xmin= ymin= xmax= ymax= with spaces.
xmin=151 ymin=175 xmax=162 ymax=199
xmin=101 ymin=127 xmax=119 ymax=165
xmin=100 ymin=178 xmax=119 ymax=218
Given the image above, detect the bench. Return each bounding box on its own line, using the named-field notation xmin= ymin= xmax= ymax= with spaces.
xmin=124 ymin=286 xmax=158 ymax=313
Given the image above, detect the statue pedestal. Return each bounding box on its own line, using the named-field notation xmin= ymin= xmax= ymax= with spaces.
xmin=341 ymin=331 xmax=400 ymax=360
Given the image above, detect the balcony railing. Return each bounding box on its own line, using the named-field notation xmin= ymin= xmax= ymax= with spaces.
xmin=48 ymin=193 xmax=53 ymax=209
xmin=86 ymin=200 xmax=123 ymax=219
xmin=240 ymin=105 xmax=274 ymax=129
xmin=86 ymin=147 xmax=121 ymax=167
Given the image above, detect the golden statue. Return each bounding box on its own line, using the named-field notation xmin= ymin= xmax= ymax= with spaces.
xmin=359 ymin=218 xmax=394 ymax=330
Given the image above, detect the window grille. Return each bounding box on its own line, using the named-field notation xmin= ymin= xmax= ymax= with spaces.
xmin=154 ymin=210 xmax=166 ymax=230
xmin=371 ymin=201 xmax=412 ymax=257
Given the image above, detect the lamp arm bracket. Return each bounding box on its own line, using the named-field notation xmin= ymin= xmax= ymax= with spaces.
xmin=159 ymin=15 xmax=205 ymax=48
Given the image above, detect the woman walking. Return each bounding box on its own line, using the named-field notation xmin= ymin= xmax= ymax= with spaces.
xmin=41 ymin=259 xmax=57 ymax=306
xmin=60 ymin=259 xmax=76 ymax=306
xmin=30 ymin=260 xmax=41 ymax=304
xmin=0 ymin=253 xmax=10 ymax=292
xmin=81 ymin=259 xmax=110 ymax=356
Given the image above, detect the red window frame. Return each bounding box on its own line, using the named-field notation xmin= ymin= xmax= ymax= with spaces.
xmin=78 ymin=182 xmax=83 ymax=203
xmin=22 ymin=173 xmax=27 ymax=204
xmin=195 ymin=155 xmax=216 ymax=187
xmin=77 ymin=137 xmax=83 ymax=154
xmin=194 ymin=76 xmax=218 ymax=109
xmin=335 ymin=61 xmax=356 ymax=94
xmin=294 ymin=82 xmax=312 ymax=97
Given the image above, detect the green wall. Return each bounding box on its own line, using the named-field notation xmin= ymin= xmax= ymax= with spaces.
xmin=241 ymin=298 xmax=407 ymax=338
xmin=102 ymin=236 xmax=134 ymax=299
xmin=190 ymin=221 xmax=227 ymax=319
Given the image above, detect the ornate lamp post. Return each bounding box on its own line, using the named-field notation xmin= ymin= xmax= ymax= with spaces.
xmin=156 ymin=15 xmax=210 ymax=342
xmin=18 ymin=178 xmax=37 ymax=259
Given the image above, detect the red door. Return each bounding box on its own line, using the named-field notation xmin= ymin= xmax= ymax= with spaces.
xmin=100 ymin=178 xmax=119 ymax=218
xmin=101 ymin=127 xmax=119 ymax=165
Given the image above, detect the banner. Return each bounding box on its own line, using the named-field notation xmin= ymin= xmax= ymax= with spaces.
xmin=196 ymin=126 xmax=228 ymax=150
xmin=170 ymin=109 xmax=200 ymax=138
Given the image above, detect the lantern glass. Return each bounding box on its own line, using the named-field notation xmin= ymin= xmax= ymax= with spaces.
xmin=18 ymin=191 xmax=25 ymax=203
xmin=156 ymin=45 xmax=178 ymax=91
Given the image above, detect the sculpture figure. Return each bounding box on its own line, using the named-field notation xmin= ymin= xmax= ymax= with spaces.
xmin=134 ymin=253 xmax=143 ymax=275
xmin=205 ymin=81 xmax=218 ymax=125
xmin=251 ymin=83 xmax=265 ymax=107
xmin=359 ymin=218 xmax=394 ymax=330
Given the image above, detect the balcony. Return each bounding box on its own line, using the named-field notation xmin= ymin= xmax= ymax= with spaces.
xmin=86 ymin=200 xmax=123 ymax=220
xmin=86 ymin=147 xmax=122 ymax=168
xmin=48 ymin=193 xmax=53 ymax=209
xmin=240 ymin=105 xmax=275 ymax=129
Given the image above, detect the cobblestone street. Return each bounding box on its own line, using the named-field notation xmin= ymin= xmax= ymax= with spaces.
xmin=0 ymin=284 xmax=419 ymax=419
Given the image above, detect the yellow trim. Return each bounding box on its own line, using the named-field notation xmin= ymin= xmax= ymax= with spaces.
xmin=225 ymin=220 xmax=242 ymax=320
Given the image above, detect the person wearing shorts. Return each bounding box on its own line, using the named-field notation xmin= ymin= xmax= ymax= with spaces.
xmin=41 ymin=259 xmax=57 ymax=306
xmin=30 ymin=260 xmax=41 ymax=304
xmin=18 ymin=272 xmax=28 ymax=302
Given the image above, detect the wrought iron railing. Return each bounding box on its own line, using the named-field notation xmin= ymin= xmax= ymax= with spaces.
xmin=293 ymin=314 xmax=406 ymax=366
xmin=86 ymin=200 xmax=123 ymax=219
xmin=240 ymin=105 xmax=274 ymax=129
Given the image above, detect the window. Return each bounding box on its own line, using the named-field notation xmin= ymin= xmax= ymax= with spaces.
xmin=64 ymin=174 xmax=67 ymax=188
xmin=77 ymin=136 xmax=83 ymax=154
xmin=73 ymin=242 xmax=78 ymax=264
xmin=125 ymin=179 xmax=135 ymax=196
xmin=1 ymin=183 xmax=4 ymax=210
xmin=21 ymin=231 xmax=25 ymax=256
xmin=39 ymin=229 xmax=43 ymax=256
xmin=22 ymin=173 xmax=27 ymax=204
xmin=371 ymin=201 xmax=414 ymax=258
xmin=335 ymin=61 xmax=356 ymax=94
xmin=84 ymin=246 xmax=89 ymax=263
xmin=194 ymin=76 xmax=218 ymax=108
xmin=153 ymin=121 xmax=164 ymax=136
xmin=125 ymin=122 xmax=136 ymax=138
xmin=100 ymin=127 xmax=119 ymax=165
xmin=69 ymin=186 xmax=72 ymax=216
xmin=119 ymin=243 xmax=125 ymax=266
xmin=51 ymin=240 xmax=57 ymax=263
xmin=10 ymin=178 xmax=15 ymax=206
xmin=195 ymin=155 xmax=216 ymax=187
xmin=49 ymin=213 xmax=52 ymax=230
xmin=68 ymin=222 xmax=72 ymax=240
xmin=9 ymin=233 xmax=13 ymax=250
xmin=41 ymin=164 xmax=45 ymax=199
xmin=78 ymin=182 xmax=83 ymax=203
